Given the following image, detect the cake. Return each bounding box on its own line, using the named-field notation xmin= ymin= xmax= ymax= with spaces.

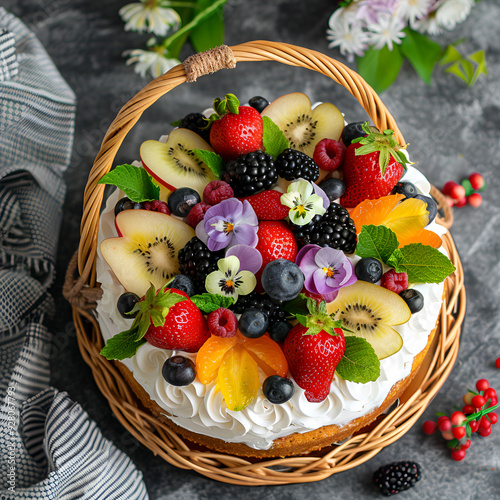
xmin=95 ymin=92 xmax=455 ymax=458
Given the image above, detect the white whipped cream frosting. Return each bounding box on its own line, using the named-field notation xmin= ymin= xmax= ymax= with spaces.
xmin=96 ymin=166 xmax=447 ymax=450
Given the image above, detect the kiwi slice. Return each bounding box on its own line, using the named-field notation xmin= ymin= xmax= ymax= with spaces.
xmin=140 ymin=128 xmax=217 ymax=198
xmin=262 ymin=92 xmax=344 ymax=159
xmin=100 ymin=209 xmax=195 ymax=297
xmin=327 ymin=281 xmax=410 ymax=359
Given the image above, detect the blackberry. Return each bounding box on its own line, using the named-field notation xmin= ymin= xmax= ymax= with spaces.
xmin=222 ymin=150 xmax=277 ymax=196
xmin=231 ymin=292 xmax=288 ymax=327
xmin=372 ymin=461 xmax=422 ymax=496
xmin=178 ymin=237 xmax=224 ymax=294
xmin=179 ymin=112 xmax=211 ymax=143
xmin=291 ymin=202 xmax=357 ymax=253
xmin=275 ymin=149 xmax=319 ymax=182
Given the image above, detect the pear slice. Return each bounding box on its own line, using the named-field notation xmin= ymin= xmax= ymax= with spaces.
xmin=140 ymin=128 xmax=217 ymax=198
xmin=262 ymin=92 xmax=344 ymax=181
xmin=327 ymin=281 xmax=411 ymax=359
xmin=100 ymin=209 xmax=195 ymax=297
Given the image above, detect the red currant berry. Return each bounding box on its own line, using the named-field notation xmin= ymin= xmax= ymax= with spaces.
xmin=489 ymin=397 xmax=498 ymax=407
xmin=442 ymin=181 xmax=465 ymax=200
xmin=467 ymin=193 xmax=482 ymax=208
xmin=462 ymin=404 xmax=474 ymax=415
xmin=484 ymin=388 xmax=497 ymax=401
xmin=452 ymin=426 xmax=466 ymax=440
xmin=451 ymin=411 xmax=466 ymax=427
xmin=422 ymin=420 xmax=438 ymax=435
xmin=451 ymin=449 xmax=466 ymax=461
xmin=438 ymin=416 xmax=451 ymax=432
xmin=489 ymin=412 xmax=498 ymax=425
xmin=441 ymin=430 xmax=454 ymax=441
xmin=496 ymin=357 xmax=500 ymax=369
xmin=479 ymin=416 xmax=491 ymax=430
xmin=478 ymin=426 xmax=492 ymax=437
xmin=468 ymin=172 xmax=485 ymax=191
xmin=472 ymin=395 xmax=486 ymax=409
xmin=461 ymin=439 xmax=471 ymax=450
xmin=463 ymin=391 xmax=475 ymax=405
xmin=476 ymin=379 xmax=489 ymax=392
xmin=455 ymin=197 xmax=467 ymax=208
xmin=469 ymin=420 xmax=479 ymax=433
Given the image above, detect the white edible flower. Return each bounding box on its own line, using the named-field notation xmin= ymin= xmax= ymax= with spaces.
xmin=120 ymin=0 xmax=180 ymax=37
xmin=435 ymin=0 xmax=474 ymax=31
xmin=125 ymin=48 xmax=179 ymax=79
xmin=396 ymin=0 xmax=433 ymax=24
xmin=366 ymin=13 xmax=406 ymax=51
xmin=327 ymin=9 xmax=370 ymax=60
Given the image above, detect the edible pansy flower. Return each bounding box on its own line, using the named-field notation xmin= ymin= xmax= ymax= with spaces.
xmin=205 ymin=255 xmax=257 ymax=303
xmin=196 ymin=198 xmax=258 ymax=252
xmin=296 ymin=244 xmax=357 ymax=302
xmin=280 ymin=179 xmax=326 ymax=226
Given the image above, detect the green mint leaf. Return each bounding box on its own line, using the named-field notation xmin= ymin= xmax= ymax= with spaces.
xmin=335 ymin=336 xmax=380 ymax=383
xmin=355 ymin=45 xmax=403 ymax=94
xmin=356 ymin=225 xmax=399 ymax=263
xmin=400 ymin=28 xmax=442 ymax=84
xmin=262 ymin=116 xmax=290 ymax=160
xmin=193 ymin=149 xmax=224 ymax=178
xmin=396 ymin=243 xmax=456 ymax=283
xmin=190 ymin=293 xmax=234 ymax=313
xmin=100 ymin=327 xmax=146 ymax=361
xmin=387 ymin=248 xmax=404 ymax=272
xmin=282 ymin=293 xmax=309 ymax=317
xmin=98 ymin=164 xmax=159 ymax=202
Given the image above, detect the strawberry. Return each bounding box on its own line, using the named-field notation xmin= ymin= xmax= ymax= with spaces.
xmin=340 ymin=122 xmax=408 ymax=208
xmin=133 ymin=285 xmax=209 ymax=353
xmin=254 ymin=220 xmax=297 ymax=290
xmin=239 ymin=190 xmax=289 ymax=220
xmin=209 ymin=94 xmax=263 ymax=161
xmin=283 ymin=298 xmax=345 ymax=402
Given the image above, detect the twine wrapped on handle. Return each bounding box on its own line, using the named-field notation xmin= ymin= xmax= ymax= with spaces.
xmin=67 ymin=41 xmax=465 ymax=485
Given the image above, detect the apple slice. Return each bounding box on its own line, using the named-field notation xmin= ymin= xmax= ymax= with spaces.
xmin=327 ymin=281 xmax=411 ymax=359
xmin=140 ymin=128 xmax=218 ymax=198
xmin=100 ymin=209 xmax=195 ymax=297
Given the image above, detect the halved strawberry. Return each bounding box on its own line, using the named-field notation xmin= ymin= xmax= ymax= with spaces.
xmin=239 ymin=190 xmax=289 ymax=220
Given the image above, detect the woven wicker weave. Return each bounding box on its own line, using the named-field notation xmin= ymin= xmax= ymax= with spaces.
xmin=67 ymin=41 xmax=465 ymax=485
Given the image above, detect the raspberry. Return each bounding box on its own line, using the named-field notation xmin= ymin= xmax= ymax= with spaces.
xmin=207 ymin=307 xmax=237 ymax=338
xmin=185 ymin=202 xmax=211 ymax=228
xmin=381 ymin=269 xmax=408 ymax=293
xmin=313 ymin=138 xmax=345 ymax=171
xmin=203 ymin=180 xmax=234 ymax=205
xmin=142 ymin=199 xmax=171 ymax=215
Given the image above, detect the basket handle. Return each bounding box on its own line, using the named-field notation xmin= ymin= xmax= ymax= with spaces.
xmin=78 ymin=40 xmax=404 ymax=284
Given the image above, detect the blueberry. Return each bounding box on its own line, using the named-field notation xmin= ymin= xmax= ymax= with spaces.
xmin=392 ymin=181 xmax=418 ymax=199
xmin=261 ymin=259 xmax=305 ymax=302
xmin=117 ymin=292 xmax=140 ymax=318
xmin=399 ymin=289 xmax=424 ymax=313
xmin=162 ymin=356 xmax=196 ymax=386
xmin=167 ymin=187 xmax=201 ymax=217
xmin=355 ymin=257 xmax=383 ymax=283
xmin=239 ymin=307 xmax=269 ymax=338
xmin=269 ymin=320 xmax=294 ymax=343
xmin=415 ymin=194 xmax=437 ymax=225
xmin=342 ymin=122 xmax=367 ymax=147
xmin=318 ymin=178 xmax=346 ymax=202
xmin=169 ymin=274 xmax=195 ymax=297
xmin=263 ymin=375 xmax=294 ymax=404
xmin=248 ymin=96 xmax=269 ymax=113
xmin=114 ymin=197 xmax=142 ymax=216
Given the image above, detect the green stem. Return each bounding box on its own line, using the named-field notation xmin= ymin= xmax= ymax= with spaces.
xmin=160 ymin=0 xmax=228 ymax=52
xmin=465 ymin=402 xmax=499 ymax=424
xmin=162 ymin=1 xmax=197 ymax=7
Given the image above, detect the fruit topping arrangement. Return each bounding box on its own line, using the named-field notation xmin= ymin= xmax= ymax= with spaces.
xmin=422 ymin=378 xmax=499 ymax=462
xmin=99 ymin=92 xmax=456 ymax=411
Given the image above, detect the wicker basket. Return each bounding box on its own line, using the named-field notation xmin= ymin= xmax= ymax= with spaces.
xmin=65 ymin=41 xmax=465 ymax=486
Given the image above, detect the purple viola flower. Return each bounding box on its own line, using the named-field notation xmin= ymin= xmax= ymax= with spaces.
xmin=356 ymin=0 xmax=399 ymax=24
xmin=196 ymin=198 xmax=258 ymax=252
xmin=296 ymin=244 xmax=357 ymax=302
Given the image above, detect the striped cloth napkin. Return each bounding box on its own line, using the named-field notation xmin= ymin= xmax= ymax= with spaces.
xmin=0 ymin=8 xmax=148 ymax=499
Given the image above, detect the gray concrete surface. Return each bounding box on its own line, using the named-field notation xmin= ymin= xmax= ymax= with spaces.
xmin=3 ymin=0 xmax=499 ymax=498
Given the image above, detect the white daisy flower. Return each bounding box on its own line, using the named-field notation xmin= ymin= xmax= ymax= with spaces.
xmin=125 ymin=48 xmax=179 ymax=78
xmin=435 ymin=0 xmax=474 ymax=31
xmin=366 ymin=13 xmax=406 ymax=51
xmin=411 ymin=7 xmax=443 ymax=35
xmin=396 ymin=0 xmax=433 ymax=24
xmin=119 ymin=0 xmax=180 ymax=37
xmin=327 ymin=9 xmax=370 ymax=60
